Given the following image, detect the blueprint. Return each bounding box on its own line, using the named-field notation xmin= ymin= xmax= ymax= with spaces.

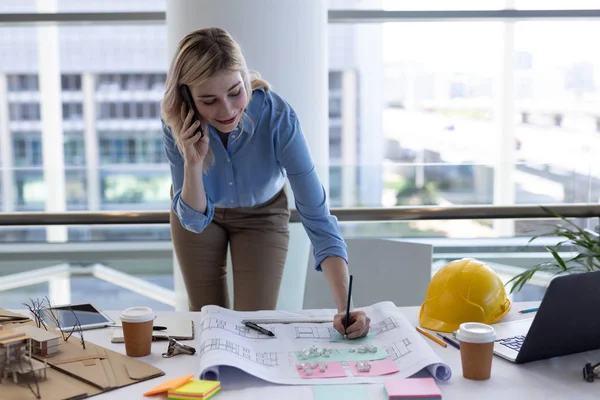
xmin=196 ymin=301 xmax=452 ymax=385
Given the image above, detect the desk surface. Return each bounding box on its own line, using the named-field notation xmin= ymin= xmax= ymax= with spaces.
xmin=83 ymin=301 xmax=599 ymax=400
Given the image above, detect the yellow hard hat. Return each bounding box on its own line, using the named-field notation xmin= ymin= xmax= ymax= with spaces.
xmin=419 ymin=258 xmax=511 ymax=333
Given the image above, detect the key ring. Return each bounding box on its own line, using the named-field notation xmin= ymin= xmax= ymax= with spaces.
xmin=162 ymin=337 xmax=197 ymax=358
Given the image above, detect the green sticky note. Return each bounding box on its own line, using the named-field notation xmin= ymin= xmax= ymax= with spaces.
xmin=330 ymin=332 xmax=375 ymax=344
xmin=295 ymin=347 xmax=388 ymax=363
xmin=312 ymin=384 xmax=368 ymax=399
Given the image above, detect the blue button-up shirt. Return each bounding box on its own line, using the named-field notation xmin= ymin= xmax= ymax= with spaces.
xmin=163 ymin=88 xmax=347 ymax=271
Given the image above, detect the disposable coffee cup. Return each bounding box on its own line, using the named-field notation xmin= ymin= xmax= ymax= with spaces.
xmin=119 ymin=306 xmax=156 ymax=357
xmin=456 ymin=322 xmax=496 ymax=380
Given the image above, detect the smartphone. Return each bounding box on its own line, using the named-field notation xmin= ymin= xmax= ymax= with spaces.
xmin=179 ymin=84 xmax=204 ymax=137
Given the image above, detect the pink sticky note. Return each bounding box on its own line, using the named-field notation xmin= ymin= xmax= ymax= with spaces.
xmin=348 ymin=358 xmax=399 ymax=377
xmin=297 ymin=362 xmax=347 ymax=379
xmin=383 ymin=377 xmax=442 ymax=399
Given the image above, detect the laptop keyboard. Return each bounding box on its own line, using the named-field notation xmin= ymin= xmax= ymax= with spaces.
xmin=496 ymin=335 xmax=526 ymax=352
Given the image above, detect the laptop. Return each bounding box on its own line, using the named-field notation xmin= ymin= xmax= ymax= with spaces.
xmin=491 ymin=270 xmax=600 ymax=364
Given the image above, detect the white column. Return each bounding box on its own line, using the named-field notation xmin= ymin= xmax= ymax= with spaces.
xmin=49 ymin=275 xmax=71 ymax=305
xmin=0 ymin=74 xmax=14 ymax=212
xmin=82 ymin=73 xmax=100 ymax=211
xmin=341 ymin=71 xmax=357 ymax=207
xmin=493 ymin=4 xmax=516 ymax=236
xmin=37 ymin=0 xmax=67 ymax=242
xmin=166 ymin=0 xmax=328 ymax=310
xmin=356 ymin=22 xmax=384 ymax=207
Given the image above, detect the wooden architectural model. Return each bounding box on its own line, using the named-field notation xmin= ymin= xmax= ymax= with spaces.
xmin=13 ymin=325 xmax=61 ymax=357
xmin=0 ymin=328 xmax=49 ymax=384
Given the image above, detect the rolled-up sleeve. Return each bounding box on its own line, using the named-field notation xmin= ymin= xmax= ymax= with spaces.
xmin=274 ymin=110 xmax=348 ymax=271
xmin=162 ymin=121 xmax=214 ymax=233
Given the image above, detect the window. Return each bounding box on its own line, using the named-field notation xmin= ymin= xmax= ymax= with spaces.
xmin=7 ymin=74 xmax=38 ymax=92
xmin=149 ymin=73 xmax=167 ymax=91
xmin=329 ymin=98 xmax=342 ymax=118
xmin=329 ymin=71 xmax=343 ymax=90
xmin=8 ymin=103 xmax=41 ymax=121
xmin=62 ymin=102 xmax=83 ymax=120
xmin=14 ymin=171 xmax=45 ymax=211
xmin=100 ymin=171 xmax=171 ymax=206
xmin=61 ymin=74 xmax=82 ymax=91
xmin=66 ymin=170 xmax=87 ymax=210
xmin=97 ymin=74 xmax=121 ymax=91
xmin=142 ymin=136 xmax=167 ymax=163
xmin=64 ymin=136 xmax=85 ymax=165
xmin=12 ymin=135 xmax=43 ymax=167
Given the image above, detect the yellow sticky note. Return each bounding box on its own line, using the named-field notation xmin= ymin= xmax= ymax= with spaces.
xmin=168 ymin=380 xmax=221 ymax=400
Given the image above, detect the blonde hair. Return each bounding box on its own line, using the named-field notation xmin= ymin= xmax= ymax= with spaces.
xmin=161 ymin=27 xmax=270 ymax=172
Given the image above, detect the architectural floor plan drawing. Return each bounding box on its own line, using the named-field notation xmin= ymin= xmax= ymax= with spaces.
xmin=385 ymin=338 xmax=414 ymax=361
xmin=371 ymin=317 xmax=400 ymax=335
xmin=199 ymin=338 xmax=279 ymax=367
xmin=199 ymin=317 xmax=276 ymax=339
xmin=294 ymin=326 xmax=338 ymax=339
xmin=196 ymin=301 xmax=452 ymax=385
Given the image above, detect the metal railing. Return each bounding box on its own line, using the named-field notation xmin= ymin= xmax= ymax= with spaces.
xmin=2 ymin=10 xmax=600 ymax=25
xmin=0 ymin=203 xmax=598 ymax=226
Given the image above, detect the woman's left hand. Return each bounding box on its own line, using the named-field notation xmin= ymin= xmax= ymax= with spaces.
xmin=333 ymin=310 xmax=371 ymax=339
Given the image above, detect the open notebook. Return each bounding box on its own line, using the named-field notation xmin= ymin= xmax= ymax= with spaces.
xmin=111 ymin=316 xmax=194 ymax=342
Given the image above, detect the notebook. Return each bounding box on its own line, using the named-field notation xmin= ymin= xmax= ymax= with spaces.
xmin=384 ymin=377 xmax=442 ymax=399
xmin=167 ymin=379 xmax=220 ymax=400
xmin=111 ymin=316 xmax=194 ymax=342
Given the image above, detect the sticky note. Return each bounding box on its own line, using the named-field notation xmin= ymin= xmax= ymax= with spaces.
xmin=143 ymin=374 xmax=194 ymax=396
xmin=295 ymin=347 xmax=389 ymax=363
xmin=383 ymin=377 xmax=442 ymax=399
xmin=167 ymin=379 xmax=220 ymax=400
xmin=330 ymin=332 xmax=375 ymax=344
xmin=348 ymin=358 xmax=399 ymax=377
xmin=312 ymin=384 xmax=368 ymax=399
xmin=297 ymin=362 xmax=347 ymax=379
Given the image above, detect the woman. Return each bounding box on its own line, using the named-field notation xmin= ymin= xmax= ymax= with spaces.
xmin=161 ymin=27 xmax=370 ymax=339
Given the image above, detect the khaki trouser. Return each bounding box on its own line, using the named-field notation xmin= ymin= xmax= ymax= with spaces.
xmin=170 ymin=187 xmax=290 ymax=311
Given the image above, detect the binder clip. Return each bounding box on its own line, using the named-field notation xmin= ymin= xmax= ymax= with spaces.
xmin=162 ymin=337 xmax=197 ymax=358
xmin=583 ymin=362 xmax=600 ymax=382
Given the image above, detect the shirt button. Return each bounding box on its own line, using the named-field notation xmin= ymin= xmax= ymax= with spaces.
xmin=230 ymin=200 xmax=234 ymax=203
xmin=228 ymin=181 xmax=233 ymax=185
xmin=226 ymin=158 xmax=231 ymax=162
xmin=231 ymin=134 xmax=236 ymax=139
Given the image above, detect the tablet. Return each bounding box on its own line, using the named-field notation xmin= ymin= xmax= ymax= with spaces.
xmin=40 ymin=303 xmax=115 ymax=331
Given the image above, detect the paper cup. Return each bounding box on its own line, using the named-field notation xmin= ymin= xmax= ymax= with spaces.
xmin=119 ymin=306 xmax=156 ymax=357
xmin=456 ymin=322 xmax=496 ymax=380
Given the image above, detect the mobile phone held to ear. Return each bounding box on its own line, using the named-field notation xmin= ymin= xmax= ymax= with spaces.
xmin=179 ymin=84 xmax=204 ymax=138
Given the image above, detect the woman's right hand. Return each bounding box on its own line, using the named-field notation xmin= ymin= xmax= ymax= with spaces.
xmin=180 ymin=103 xmax=209 ymax=167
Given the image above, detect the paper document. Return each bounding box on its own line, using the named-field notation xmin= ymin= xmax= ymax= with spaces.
xmin=196 ymin=301 xmax=451 ymax=385
xmin=111 ymin=316 xmax=194 ymax=342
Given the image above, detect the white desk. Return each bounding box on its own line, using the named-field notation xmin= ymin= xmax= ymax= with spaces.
xmin=85 ymin=301 xmax=600 ymax=400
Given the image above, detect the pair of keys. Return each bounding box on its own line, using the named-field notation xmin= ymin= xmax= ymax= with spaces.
xmin=583 ymin=362 xmax=600 ymax=382
xmin=162 ymin=337 xmax=197 ymax=358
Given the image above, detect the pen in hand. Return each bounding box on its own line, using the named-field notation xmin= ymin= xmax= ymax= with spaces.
xmin=344 ymin=274 xmax=353 ymax=339
xmin=244 ymin=321 xmax=275 ymax=337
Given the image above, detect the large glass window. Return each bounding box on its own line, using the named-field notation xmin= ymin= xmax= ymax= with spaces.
xmin=513 ymin=21 xmax=600 ymax=204
xmin=100 ymin=171 xmax=171 ymax=208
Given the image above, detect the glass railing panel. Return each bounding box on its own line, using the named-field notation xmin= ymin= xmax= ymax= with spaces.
xmin=1 ymin=216 xmax=596 ymax=309
xmin=0 ymin=254 xmax=175 ymax=311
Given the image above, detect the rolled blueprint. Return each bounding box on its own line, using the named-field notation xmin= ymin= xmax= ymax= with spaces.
xmin=426 ymin=362 xmax=452 ymax=382
xmin=200 ymin=365 xmax=220 ymax=381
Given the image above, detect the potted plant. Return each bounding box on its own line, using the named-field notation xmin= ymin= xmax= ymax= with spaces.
xmin=507 ymin=206 xmax=600 ymax=294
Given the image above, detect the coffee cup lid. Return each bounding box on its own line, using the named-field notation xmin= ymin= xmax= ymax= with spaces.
xmin=120 ymin=306 xmax=156 ymax=323
xmin=456 ymin=322 xmax=496 ymax=343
